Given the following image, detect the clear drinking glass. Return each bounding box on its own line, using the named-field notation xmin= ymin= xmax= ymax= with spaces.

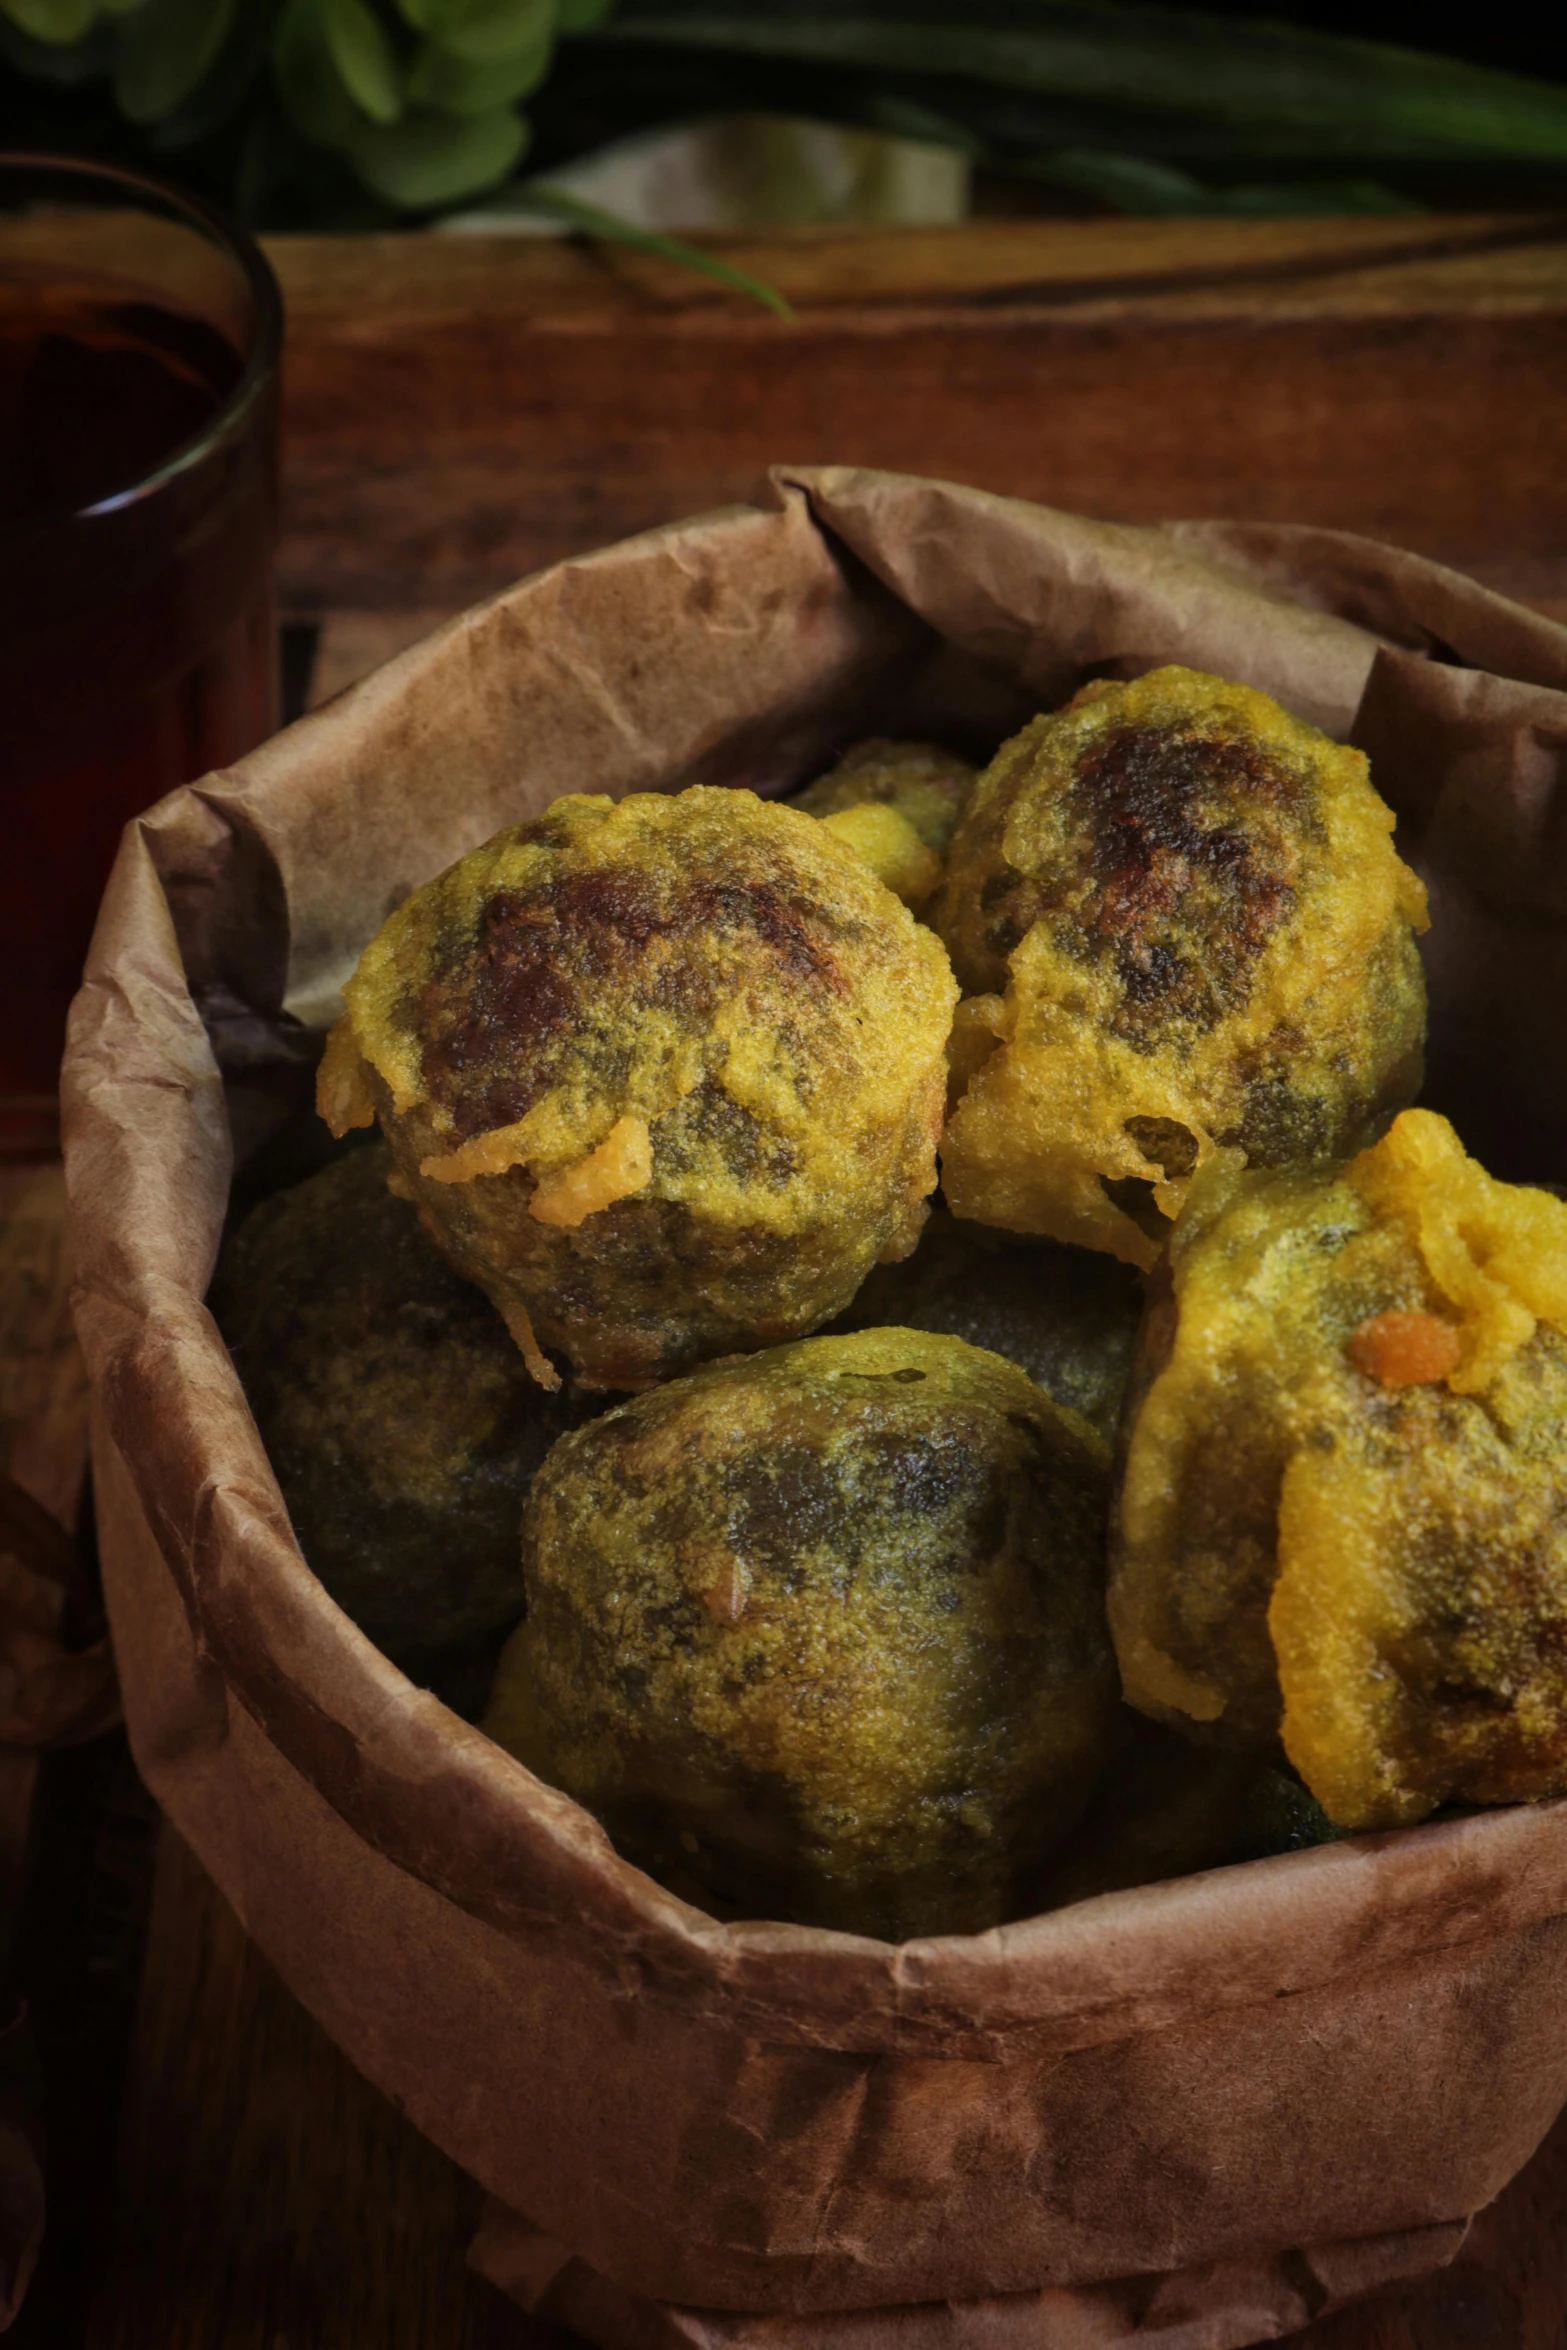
xmin=0 ymin=153 xmax=282 ymax=1155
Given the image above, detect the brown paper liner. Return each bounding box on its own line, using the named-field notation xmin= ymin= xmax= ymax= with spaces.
xmin=61 ymin=471 xmax=1567 ymax=2340
xmin=467 ymin=2202 xmax=1471 ymax=2350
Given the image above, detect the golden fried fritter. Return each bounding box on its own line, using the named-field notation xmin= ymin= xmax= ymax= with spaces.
xmin=792 ymin=738 xmax=976 ymax=853
xmin=824 ymin=1205 xmax=1143 ymax=1443
xmin=1111 ymin=1109 xmax=1567 ymax=1830
xmin=216 ymin=1144 xmax=592 ymax=1664
xmin=932 ymin=668 xmax=1429 ymax=1268
xmin=792 ymin=741 xmax=977 ymax=911
xmin=485 ymin=1327 xmax=1119 ymax=1938
xmin=319 ymin=789 xmax=958 ymax=1391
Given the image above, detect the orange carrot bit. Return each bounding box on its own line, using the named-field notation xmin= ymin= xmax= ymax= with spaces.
xmin=1346 ymin=1308 xmax=1462 ymax=1387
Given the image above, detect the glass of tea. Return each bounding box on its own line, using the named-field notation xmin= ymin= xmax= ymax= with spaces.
xmin=0 ymin=153 xmax=282 ymax=1156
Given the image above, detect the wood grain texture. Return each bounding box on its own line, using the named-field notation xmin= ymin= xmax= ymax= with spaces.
xmin=0 ymin=1166 xmax=90 ymax=1533
xmin=84 ymin=1823 xmax=1567 ymax=2350
xmin=85 ymin=1828 xmax=540 ymax=2350
xmin=0 ymin=1164 xmax=98 ymax=2335
xmin=0 ymin=1164 xmax=91 ymax=1914
xmin=266 ymin=215 xmax=1567 ymax=617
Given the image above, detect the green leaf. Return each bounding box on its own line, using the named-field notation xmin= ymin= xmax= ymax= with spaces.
xmin=554 ymin=0 xmax=615 ymax=27
xmin=0 ymin=0 xmax=97 ymax=44
xmin=594 ymin=7 xmax=1567 ymax=164
xmin=1029 ymin=149 xmax=1421 ymax=217
xmin=1218 ymin=177 xmax=1423 ymax=217
xmin=324 ymin=0 xmax=402 ymax=120
xmin=424 ymin=0 xmax=547 ymax=62
xmin=495 ymin=184 xmax=795 ymax=318
xmin=859 ymin=90 xmax=981 ymax=156
xmin=1038 ymin=149 xmax=1208 ymax=214
xmin=273 ymin=0 xmax=362 ymax=146
xmin=144 ymin=0 xmax=277 ymax=151
xmin=390 ymin=0 xmax=428 ymax=32
xmin=349 ymin=96 xmax=526 ymax=202
xmin=113 ymin=0 xmax=234 ymax=119
xmin=407 ymin=23 xmax=549 ymax=110
xmin=0 ymin=2 xmax=114 ymax=66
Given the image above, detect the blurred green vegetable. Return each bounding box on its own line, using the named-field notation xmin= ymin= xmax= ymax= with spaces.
xmin=0 ymin=0 xmax=1563 ymax=234
xmin=596 ymin=5 xmax=1567 ymax=164
xmin=494 ymin=181 xmax=796 ymax=310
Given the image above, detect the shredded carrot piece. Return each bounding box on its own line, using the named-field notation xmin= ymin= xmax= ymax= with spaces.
xmin=500 ymin=1297 xmax=561 ymax=1392
xmin=529 ymin=1116 xmax=652 ymax=1228
xmin=1346 ymin=1308 xmax=1462 ymax=1388
xmin=419 ymin=1120 xmax=532 ymax=1185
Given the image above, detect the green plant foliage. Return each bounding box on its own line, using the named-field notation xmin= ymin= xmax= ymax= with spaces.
xmin=1024 ymin=146 xmax=1420 ymax=215
xmin=498 ymin=182 xmax=795 ymax=312
xmin=273 ymin=0 xmax=363 ymax=146
xmin=349 ymin=95 xmax=527 ymax=200
xmin=426 ymin=0 xmax=550 ymax=65
xmin=0 ymin=0 xmax=96 ymax=46
xmin=406 ymin=24 xmax=551 ymax=113
xmin=594 ymin=4 xmax=1567 ymax=164
xmin=1 ymin=0 xmax=1565 ymax=229
xmin=324 ymin=0 xmax=403 ymax=123
xmin=113 ymin=0 xmax=234 ymax=120
xmin=268 ymin=0 xmax=552 ymax=200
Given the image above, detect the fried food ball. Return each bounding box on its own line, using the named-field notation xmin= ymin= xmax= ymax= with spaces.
xmin=824 ymin=1205 xmax=1143 ymax=1443
xmin=484 ymin=1327 xmax=1119 ymax=1939
xmin=792 ymin=738 xmax=976 ymax=853
xmin=216 ymin=1144 xmax=592 ymax=1664
xmin=1035 ymin=1730 xmax=1343 ymax=1912
xmin=932 ymin=667 xmax=1430 ymax=1269
xmin=1033 ymin=1718 xmax=1258 ymax=1909
xmin=792 ymin=741 xmax=977 ymax=910
xmin=815 ymin=801 xmax=943 ymax=911
xmin=319 ymin=789 xmax=958 ymax=1392
xmin=1110 ymin=1108 xmax=1567 ymax=1830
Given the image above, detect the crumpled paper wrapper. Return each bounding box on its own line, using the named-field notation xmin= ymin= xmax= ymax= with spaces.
xmin=468 ymin=2203 xmax=1472 ymax=2350
xmin=62 ymin=469 xmax=1567 ymax=2347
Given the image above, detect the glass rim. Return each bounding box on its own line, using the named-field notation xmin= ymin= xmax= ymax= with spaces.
xmin=0 ymin=148 xmax=282 ymax=528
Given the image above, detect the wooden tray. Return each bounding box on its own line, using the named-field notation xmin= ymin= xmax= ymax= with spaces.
xmin=266 ymin=214 xmax=1567 ymax=620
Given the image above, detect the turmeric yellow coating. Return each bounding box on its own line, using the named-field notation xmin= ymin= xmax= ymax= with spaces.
xmin=819 ymin=802 xmax=942 ymax=910
xmin=1111 ymin=1109 xmax=1567 ymax=1830
xmin=320 ymin=788 xmax=957 ymax=1390
xmin=792 ymin=738 xmax=976 ymax=855
xmin=933 ymin=668 xmax=1429 ymax=1268
xmin=486 ymin=1327 xmax=1119 ymax=1939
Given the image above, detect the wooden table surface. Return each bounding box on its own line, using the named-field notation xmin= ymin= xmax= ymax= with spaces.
xmin=8 ymin=214 xmax=1567 ymax=2339
xmin=265 ymin=212 xmax=1567 ymax=621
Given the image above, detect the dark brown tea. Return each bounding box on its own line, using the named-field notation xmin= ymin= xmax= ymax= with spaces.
xmin=0 ymin=269 xmax=277 ymax=1117
xmin=0 ymin=280 xmax=240 ymax=520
